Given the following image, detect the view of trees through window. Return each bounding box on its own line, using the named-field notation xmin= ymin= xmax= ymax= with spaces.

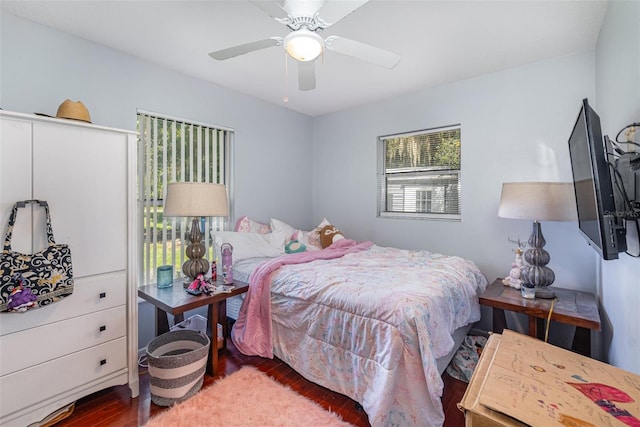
xmin=379 ymin=126 xmax=461 ymax=219
xmin=137 ymin=112 xmax=230 ymax=285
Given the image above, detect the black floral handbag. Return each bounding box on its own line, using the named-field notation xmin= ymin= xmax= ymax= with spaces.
xmin=0 ymin=200 xmax=74 ymax=312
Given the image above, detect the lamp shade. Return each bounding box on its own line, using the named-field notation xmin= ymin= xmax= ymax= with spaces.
xmin=498 ymin=182 xmax=577 ymax=221
xmin=164 ymin=182 xmax=229 ymax=217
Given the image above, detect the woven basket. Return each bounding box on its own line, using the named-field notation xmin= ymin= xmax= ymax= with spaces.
xmin=146 ymin=329 xmax=210 ymax=406
xmin=171 ymin=314 xmax=224 ymax=349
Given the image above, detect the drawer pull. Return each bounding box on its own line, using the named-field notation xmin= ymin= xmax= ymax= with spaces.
xmin=100 ymin=359 xmax=107 ymax=366
xmin=99 ymin=292 xmax=106 ymax=299
xmin=99 ymin=325 xmax=106 ymax=332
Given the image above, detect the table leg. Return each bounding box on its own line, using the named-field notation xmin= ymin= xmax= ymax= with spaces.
xmin=528 ymin=316 xmax=538 ymax=338
xmin=156 ymin=307 xmax=170 ymax=335
xmin=218 ymin=300 xmax=228 ymax=349
xmin=174 ymin=313 xmax=184 ymax=325
xmin=492 ymin=308 xmax=507 ymax=333
xmin=571 ymin=326 xmax=591 ymax=357
xmin=206 ymin=303 xmax=218 ymax=376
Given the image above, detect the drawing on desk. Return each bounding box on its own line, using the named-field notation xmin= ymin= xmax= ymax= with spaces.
xmin=567 ymin=382 xmax=639 ymax=427
xmin=557 ymin=413 xmax=594 ymax=427
xmin=478 ymin=331 xmax=640 ymax=427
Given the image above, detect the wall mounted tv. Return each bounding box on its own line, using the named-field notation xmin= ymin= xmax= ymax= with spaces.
xmin=568 ymin=98 xmax=626 ymax=260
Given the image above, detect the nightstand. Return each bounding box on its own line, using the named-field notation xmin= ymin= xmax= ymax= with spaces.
xmin=138 ymin=279 xmax=249 ymax=376
xmin=479 ymin=279 xmax=601 ymax=357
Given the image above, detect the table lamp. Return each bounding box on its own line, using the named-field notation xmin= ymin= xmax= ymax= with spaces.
xmin=498 ymin=182 xmax=577 ymax=298
xmin=163 ymin=182 xmax=229 ymax=285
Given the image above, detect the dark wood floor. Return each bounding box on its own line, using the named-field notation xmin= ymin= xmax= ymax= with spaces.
xmin=56 ymin=339 xmax=468 ymax=426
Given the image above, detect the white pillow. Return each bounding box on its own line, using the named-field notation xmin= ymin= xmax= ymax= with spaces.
xmin=211 ymin=231 xmax=286 ymax=262
xmin=269 ymin=218 xmax=297 ymax=242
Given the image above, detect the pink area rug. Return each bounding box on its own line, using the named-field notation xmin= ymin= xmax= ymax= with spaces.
xmin=144 ymin=366 xmax=353 ymax=426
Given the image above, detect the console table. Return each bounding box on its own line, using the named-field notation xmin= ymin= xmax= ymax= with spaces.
xmin=138 ymin=279 xmax=249 ymax=376
xmin=479 ymin=279 xmax=601 ymax=357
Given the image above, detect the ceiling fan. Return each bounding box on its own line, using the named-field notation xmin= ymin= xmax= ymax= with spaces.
xmin=208 ymin=0 xmax=401 ymax=91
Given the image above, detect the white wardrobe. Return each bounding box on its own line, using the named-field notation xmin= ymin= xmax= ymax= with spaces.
xmin=0 ymin=111 xmax=139 ymax=427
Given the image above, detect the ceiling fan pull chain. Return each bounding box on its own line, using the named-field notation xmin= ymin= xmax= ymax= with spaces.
xmin=283 ymin=52 xmax=289 ymax=103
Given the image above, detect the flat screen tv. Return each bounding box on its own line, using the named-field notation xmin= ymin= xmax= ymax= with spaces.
xmin=568 ymin=98 xmax=626 ymax=260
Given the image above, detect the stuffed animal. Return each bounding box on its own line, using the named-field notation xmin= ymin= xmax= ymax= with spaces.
xmin=319 ymin=225 xmax=345 ymax=248
xmin=285 ymin=240 xmax=307 ymax=254
xmin=501 ymin=247 xmax=523 ymax=289
xmin=6 ymin=274 xmax=38 ymax=312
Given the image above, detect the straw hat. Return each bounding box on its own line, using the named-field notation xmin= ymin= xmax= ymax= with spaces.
xmin=55 ymin=99 xmax=92 ymax=123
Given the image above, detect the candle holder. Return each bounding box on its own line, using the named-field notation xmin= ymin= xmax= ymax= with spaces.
xmin=157 ymin=265 xmax=174 ymax=288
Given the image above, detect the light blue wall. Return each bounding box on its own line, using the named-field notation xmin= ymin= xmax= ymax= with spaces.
xmin=0 ymin=13 xmax=314 ymax=351
xmin=0 ymin=13 xmax=314 ymax=228
xmin=312 ymin=52 xmax=599 ymax=297
xmin=595 ymin=0 xmax=640 ymax=375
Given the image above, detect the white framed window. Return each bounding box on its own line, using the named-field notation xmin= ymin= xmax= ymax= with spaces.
xmin=378 ymin=125 xmax=461 ymax=220
xmin=137 ymin=110 xmax=233 ymax=285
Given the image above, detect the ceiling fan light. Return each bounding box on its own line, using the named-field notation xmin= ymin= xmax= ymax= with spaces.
xmin=284 ymin=29 xmax=323 ymax=62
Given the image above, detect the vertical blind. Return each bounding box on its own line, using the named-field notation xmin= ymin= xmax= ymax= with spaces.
xmin=137 ymin=111 xmax=232 ymax=285
xmin=378 ymin=125 xmax=461 ymax=220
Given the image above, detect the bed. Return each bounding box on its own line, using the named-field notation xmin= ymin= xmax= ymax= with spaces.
xmin=214 ymin=221 xmax=487 ymax=427
xmin=216 ymin=225 xmax=487 ymax=427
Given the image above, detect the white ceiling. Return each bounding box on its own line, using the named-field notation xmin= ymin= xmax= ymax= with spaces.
xmin=1 ymin=0 xmax=608 ymax=117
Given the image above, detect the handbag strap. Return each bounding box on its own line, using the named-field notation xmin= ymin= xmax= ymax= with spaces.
xmin=3 ymin=200 xmax=55 ymax=252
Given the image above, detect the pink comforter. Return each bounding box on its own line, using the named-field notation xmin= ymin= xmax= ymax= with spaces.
xmin=231 ymin=239 xmax=373 ymax=358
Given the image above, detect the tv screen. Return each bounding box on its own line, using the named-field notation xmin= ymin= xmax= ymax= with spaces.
xmin=568 ymin=98 xmax=625 ymax=260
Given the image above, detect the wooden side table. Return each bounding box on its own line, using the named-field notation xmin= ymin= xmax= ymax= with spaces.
xmin=138 ymin=279 xmax=249 ymax=376
xmin=479 ymin=279 xmax=601 ymax=357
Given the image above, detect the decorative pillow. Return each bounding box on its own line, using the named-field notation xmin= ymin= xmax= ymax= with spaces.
xmin=319 ymin=225 xmax=345 ymax=248
xmin=211 ymin=231 xmax=286 ymax=262
xmin=234 ymin=216 xmax=271 ymax=234
xmin=285 ymin=240 xmax=307 ymax=254
xmin=269 ymin=218 xmax=297 ymax=242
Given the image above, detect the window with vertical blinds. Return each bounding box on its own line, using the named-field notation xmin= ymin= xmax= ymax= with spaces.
xmin=137 ymin=111 xmax=233 ymax=285
xmin=378 ymin=125 xmax=461 ymax=220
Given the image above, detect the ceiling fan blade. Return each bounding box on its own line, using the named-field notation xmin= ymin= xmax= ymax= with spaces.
xmin=250 ymin=1 xmax=290 ymax=20
xmin=324 ymin=36 xmax=400 ymax=69
xmin=283 ymin=0 xmax=325 ymax=18
xmin=317 ymin=0 xmax=369 ymax=27
xmin=298 ymin=60 xmax=316 ymax=91
xmin=209 ymin=37 xmax=282 ymax=60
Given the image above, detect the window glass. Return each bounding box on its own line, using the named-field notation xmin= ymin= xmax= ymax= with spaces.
xmin=137 ymin=111 xmax=232 ymax=285
xmin=378 ymin=125 xmax=461 ymax=220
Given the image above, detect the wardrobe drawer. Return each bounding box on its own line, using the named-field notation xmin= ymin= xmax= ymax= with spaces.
xmin=0 ymin=337 xmax=127 ymax=417
xmin=0 ymin=271 xmax=126 ymax=336
xmin=0 ymin=305 xmax=126 ymax=376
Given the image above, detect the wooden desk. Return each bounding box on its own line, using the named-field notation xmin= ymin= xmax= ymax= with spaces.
xmin=459 ymin=330 xmax=640 ymax=426
xmin=138 ymin=279 xmax=249 ymax=376
xmin=479 ymin=279 xmax=601 ymax=356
